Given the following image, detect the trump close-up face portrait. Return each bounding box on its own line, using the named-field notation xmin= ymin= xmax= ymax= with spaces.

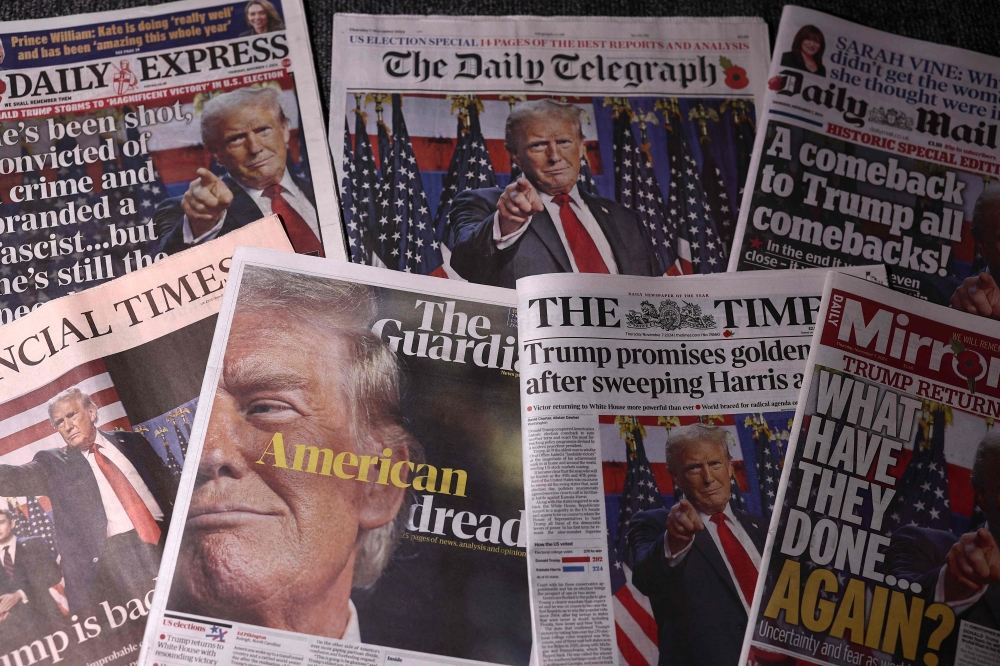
xmin=168 ymin=268 xmax=419 ymax=640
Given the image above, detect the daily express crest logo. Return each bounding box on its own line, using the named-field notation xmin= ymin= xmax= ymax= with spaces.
xmin=625 ymin=299 xmax=717 ymax=331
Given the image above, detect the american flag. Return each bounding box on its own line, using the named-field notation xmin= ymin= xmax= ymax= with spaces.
xmin=378 ymin=94 xmax=445 ymax=275
xmin=340 ymin=119 xmax=364 ymax=263
xmin=120 ymin=112 xmax=168 ymax=230
xmin=659 ymin=99 xmax=725 ymax=275
xmin=884 ymin=403 xmax=952 ymax=535
xmin=9 ymin=496 xmax=58 ymax=558
xmin=435 ymin=97 xmax=496 ymax=249
xmin=342 ymin=110 xmax=378 ymax=264
xmin=610 ymin=416 xmax=661 ymax=666
xmin=746 ymin=415 xmax=784 ymax=521
xmin=689 ymin=103 xmax=736 ymax=262
xmin=608 ymin=98 xmax=672 ymax=276
xmin=171 ymin=412 xmax=191 ymax=459
xmin=720 ymin=99 xmax=756 ymax=216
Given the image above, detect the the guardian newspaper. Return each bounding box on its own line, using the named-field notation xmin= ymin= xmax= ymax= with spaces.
xmin=329 ymin=14 xmax=769 ymax=283
xmin=0 ymin=0 xmax=341 ymax=321
xmin=0 ymin=217 xmax=291 ymax=666
xmin=515 ymin=266 xmax=884 ymax=666
xmin=730 ymin=6 xmax=1000 ymax=312
xmin=742 ymin=271 xmax=1000 ymax=666
xmin=140 ymin=249 xmax=531 ymax=666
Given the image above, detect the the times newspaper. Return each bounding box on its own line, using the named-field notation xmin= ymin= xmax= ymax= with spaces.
xmin=729 ymin=6 xmax=1000 ymax=312
xmin=742 ymin=271 xmax=1000 ymax=666
xmin=0 ymin=217 xmax=291 ymax=666
xmin=329 ymin=14 xmax=769 ymax=285
xmin=140 ymin=248 xmax=530 ymax=666
xmin=515 ymin=266 xmax=885 ymax=666
xmin=0 ymin=0 xmax=342 ymax=322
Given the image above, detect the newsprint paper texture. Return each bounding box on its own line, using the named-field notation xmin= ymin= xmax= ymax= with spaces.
xmin=515 ymin=265 xmax=884 ymax=666
xmin=140 ymin=249 xmax=530 ymax=666
xmin=329 ymin=14 xmax=769 ymax=284
xmin=730 ymin=6 xmax=1000 ymax=312
xmin=0 ymin=0 xmax=341 ymax=319
xmin=0 ymin=217 xmax=292 ymax=666
xmin=741 ymin=272 xmax=1000 ymax=666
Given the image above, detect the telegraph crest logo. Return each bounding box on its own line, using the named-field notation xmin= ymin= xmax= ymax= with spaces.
xmin=111 ymin=60 xmax=138 ymax=94
xmin=625 ymin=299 xmax=716 ymax=331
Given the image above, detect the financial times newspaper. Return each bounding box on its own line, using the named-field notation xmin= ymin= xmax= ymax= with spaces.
xmin=0 ymin=0 xmax=342 ymax=322
xmin=515 ymin=265 xmax=885 ymax=666
xmin=140 ymin=248 xmax=530 ymax=666
xmin=0 ymin=217 xmax=291 ymax=666
xmin=730 ymin=6 xmax=1000 ymax=312
xmin=329 ymin=14 xmax=769 ymax=284
xmin=742 ymin=271 xmax=1000 ymax=666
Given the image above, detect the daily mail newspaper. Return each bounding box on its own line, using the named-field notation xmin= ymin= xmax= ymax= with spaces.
xmin=730 ymin=6 xmax=1000 ymax=313
xmin=742 ymin=272 xmax=1000 ymax=666
xmin=329 ymin=14 xmax=769 ymax=285
xmin=0 ymin=0 xmax=341 ymax=323
xmin=0 ymin=217 xmax=291 ymax=666
xmin=140 ymin=248 xmax=530 ymax=666
xmin=515 ymin=265 xmax=885 ymax=666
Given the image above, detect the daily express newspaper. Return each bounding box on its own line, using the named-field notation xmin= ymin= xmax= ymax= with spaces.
xmin=730 ymin=6 xmax=1000 ymax=313
xmin=140 ymin=248 xmax=530 ymax=666
xmin=0 ymin=0 xmax=342 ymax=322
xmin=0 ymin=217 xmax=291 ymax=666
xmin=742 ymin=271 xmax=1000 ymax=666
xmin=515 ymin=265 xmax=885 ymax=666
xmin=329 ymin=14 xmax=769 ymax=285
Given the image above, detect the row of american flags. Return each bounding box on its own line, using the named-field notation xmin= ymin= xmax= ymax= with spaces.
xmin=1 ymin=360 xmax=195 ymax=617
xmin=599 ymin=403 xmax=988 ymax=666
xmin=339 ymin=93 xmax=755 ymax=277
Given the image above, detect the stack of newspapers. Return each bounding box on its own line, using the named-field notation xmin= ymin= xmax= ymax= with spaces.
xmin=0 ymin=3 xmax=998 ymax=666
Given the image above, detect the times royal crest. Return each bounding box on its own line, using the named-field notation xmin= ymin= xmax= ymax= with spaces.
xmin=625 ymin=299 xmax=717 ymax=331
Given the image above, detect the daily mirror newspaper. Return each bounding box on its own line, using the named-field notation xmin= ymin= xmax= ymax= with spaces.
xmin=515 ymin=265 xmax=885 ymax=666
xmin=329 ymin=14 xmax=769 ymax=285
xmin=0 ymin=217 xmax=291 ymax=666
xmin=742 ymin=272 xmax=1000 ymax=666
xmin=0 ymin=0 xmax=341 ymax=322
xmin=140 ymin=248 xmax=530 ymax=666
xmin=729 ymin=6 xmax=1000 ymax=312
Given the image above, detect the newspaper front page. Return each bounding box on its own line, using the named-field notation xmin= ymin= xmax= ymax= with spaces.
xmin=742 ymin=271 xmax=1000 ymax=666
xmin=729 ymin=6 xmax=1000 ymax=312
xmin=515 ymin=265 xmax=885 ymax=666
xmin=0 ymin=0 xmax=341 ymax=322
xmin=0 ymin=217 xmax=291 ymax=666
xmin=140 ymin=248 xmax=531 ymax=666
xmin=329 ymin=14 xmax=769 ymax=285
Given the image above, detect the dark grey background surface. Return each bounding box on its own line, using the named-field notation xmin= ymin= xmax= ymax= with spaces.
xmin=4 ymin=0 xmax=1000 ymax=124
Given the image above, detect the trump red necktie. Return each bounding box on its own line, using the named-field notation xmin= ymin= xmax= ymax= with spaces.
xmin=551 ymin=193 xmax=609 ymax=274
xmin=711 ymin=513 xmax=758 ymax=606
xmin=263 ymin=185 xmax=324 ymax=257
xmin=88 ymin=443 xmax=161 ymax=545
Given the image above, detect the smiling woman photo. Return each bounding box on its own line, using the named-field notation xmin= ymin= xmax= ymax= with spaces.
xmin=780 ymin=24 xmax=827 ymax=77
xmin=240 ymin=0 xmax=286 ymax=36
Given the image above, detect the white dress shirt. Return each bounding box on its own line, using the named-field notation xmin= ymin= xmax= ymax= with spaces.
xmin=492 ymin=184 xmax=619 ymax=273
xmin=934 ymin=564 xmax=989 ymax=613
xmin=84 ymin=432 xmax=164 ymax=537
xmin=0 ymin=533 xmax=27 ymax=603
xmin=342 ymin=599 xmax=361 ymax=643
xmin=182 ymin=170 xmax=320 ymax=245
xmin=664 ymin=505 xmax=761 ymax=610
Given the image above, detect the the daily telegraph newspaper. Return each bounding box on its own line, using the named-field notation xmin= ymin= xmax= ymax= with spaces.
xmin=329 ymin=14 xmax=769 ymax=285
xmin=139 ymin=248 xmax=530 ymax=666
xmin=730 ymin=6 xmax=1000 ymax=312
xmin=515 ymin=265 xmax=885 ymax=666
xmin=742 ymin=272 xmax=1000 ymax=666
xmin=0 ymin=0 xmax=342 ymax=320
xmin=0 ymin=217 xmax=291 ymax=666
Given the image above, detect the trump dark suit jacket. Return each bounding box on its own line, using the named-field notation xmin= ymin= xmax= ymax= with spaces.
xmin=0 ymin=536 xmax=64 ymax=628
xmin=627 ymin=507 xmax=768 ymax=666
xmin=448 ymin=186 xmax=661 ymax=288
xmin=154 ymin=171 xmax=316 ymax=256
xmin=887 ymin=525 xmax=999 ymax=661
xmin=0 ymin=430 xmax=177 ymax=610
